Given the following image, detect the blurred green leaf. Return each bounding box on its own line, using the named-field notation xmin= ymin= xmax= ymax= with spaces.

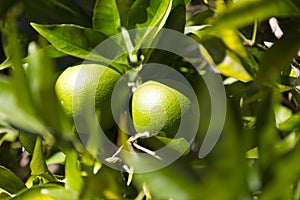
xmin=0 ymin=166 xmax=26 ymax=194
xmin=19 ymin=132 xmax=37 ymax=155
xmin=216 ymin=50 xmax=253 ymax=82
xmin=257 ymin=24 xmax=300 ymax=84
xmin=11 ymin=185 xmax=77 ymax=200
xmin=46 ymin=152 xmax=66 ymax=165
xmin=133 ymin=162 xmax=198 ymax=199
xmin=80 ymin=166 xmax=133 ymax=199
xmin=0 ymin=76 xmax=49 ymax=137
xmin=278 ymin=113 xmax=300 ymax=132
xmin=27 ymin=42 xmax=64 ymax=133
xmin=93 ymin=0 xmax=121 ymax=36
xmin=0 ymin=0 xmax=17 ymax=20
xmin=65 ymin=150 xmax=83 ymax=193
xmin=0 ymin=46 xmax=66 ymax=71
xmin=30 ymin=136 xmax=48 ymax=176
xmin=220 ymin=29 xmax=248 ymax=58
xmin=256 ymin=93 xmax=280 ymax=171
xmin=4 ymin=14 xmax=35 ymax=117
xmin=195 ymin=98 xmax=248 ymax=200
xmin=259 ymin=143 xmax=300 ymax=200
xmin=210 ymin=0 xmax=300 ymax=31
xmin=274 ymin=104 xmax=292 ymax=126
xmin=200 ymin=39 xmax=253 ymax=82
xmin=0 ymin=59 xmax=11 ymax=71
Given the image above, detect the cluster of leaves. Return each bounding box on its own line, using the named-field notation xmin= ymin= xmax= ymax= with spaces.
xmin=0 ymin=0 xmax=300 ymax=199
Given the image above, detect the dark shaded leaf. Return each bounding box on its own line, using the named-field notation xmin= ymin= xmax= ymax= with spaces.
xmin=257 ymin=24 xmax=300 ymax=84
xmin=116 ymin=0 xmax=134 ymax=27
xmin=0 ymin=166 xmax=26 ymax=194
xmin=24 ymin=0 xmax=89 ymax=26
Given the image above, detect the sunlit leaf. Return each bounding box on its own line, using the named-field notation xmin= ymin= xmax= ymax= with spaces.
xmin=128 ymin=0 xmax=172 ymax=51
xmin=93 ymin=0 xmax=121 ymax=36
xmin=65 ymin=150 xmax=83 ymax=193
xmin=31 ymin=23 xmax=115 ymax=64
xmin=46 ymin=152 xmax=66 ymax=165
xmin=30 ymin=136 xmax=48 ymax=176
xmin=12 ymin=185 xmax=77 ymax=200
xmin=278 ymin=113 xmax=300 ymax=132
xmin=210 ymin=0 xmax=300 ymax=31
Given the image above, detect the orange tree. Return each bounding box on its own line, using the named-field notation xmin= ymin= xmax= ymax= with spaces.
xmin=0 ymin=0 xmax=300 ymax=199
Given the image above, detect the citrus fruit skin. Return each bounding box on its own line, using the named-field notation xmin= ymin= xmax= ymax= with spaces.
xmin=55 ymin=64 xmax=121 ymax=130
xmin=132 ymin=81 xmax=191 ymax=137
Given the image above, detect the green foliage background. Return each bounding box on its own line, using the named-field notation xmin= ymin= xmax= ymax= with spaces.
xmin=0 ymin=0 xmax=300 ymax=199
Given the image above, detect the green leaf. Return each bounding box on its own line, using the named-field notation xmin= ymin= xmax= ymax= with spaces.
xmin=4 ymin=15 xmax=36 ymax=117
xmin=164 ymin=0 xmax=186 ymax=32
xmin=200 ymin=39 xmax=252 ymax=82
xmin=65 ymin=150 xmax=83 ymax=193
xmin=27 ymin=42 xmax=61 ymax=131
xmin=19 ymin=132 xmax=37 ymax=155
xmin=116 ymin=0 xmax=134 ymax=27
xmin=133 ymin=162 xmax=197 ymax=199
xmin=155 ymin=136 xmax=190 ymax=155
xmin=128 ymin=0 xmax=171 ymax=29
xmin=93 ymin=0 xmax=121 ymax=36
xmin=46 ymin=152 xmax=66 ymax=165
xmin=24 ymin=0 xmax=89 ymax=26
xmin=278 ymin=113 xmax=300 ymax=132
xmin=259 ymin=143 xmax=300 ymax=200
xmin=30 ymin=136 xmax=48 ymax=176
xmin=256 ymin=93 xmax=280 ymax=170
xmin=80 ymin=166 xmax=136 ymax=199
xmin=0 ymin=166 xmax=26 ymax=194
xmin=11 ymin=185 xmax=77 ymax=200
xmin=0 ymin=76 xmax=48 ymax=136
xmin=210 ymin=0 xmax=300 ymax=31
xmin=0 ymin=59 xmax=11 ymax=71
xmin=138 ymin=136 xmax=190 ymax=160
xmin=31 ymin=23 xmax=114 ymax=64
xmin=0 ymin=0 xmax=16 ymax=20
xmin=216 ymin=50 xmax=253 ymax=82
xmin=257 ymin=25 xmax=300 ymax=84
xmin=0 ymin=46 xmax=66 ymax=71
xmin=127 ymin=0 xmax=172 ymax=52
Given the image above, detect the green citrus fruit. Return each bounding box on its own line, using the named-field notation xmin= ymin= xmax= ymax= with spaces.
xmin=55 ymin=64 xmax=121 ymax=130
xmin=132 ymin=80 xmax=192 ymax=137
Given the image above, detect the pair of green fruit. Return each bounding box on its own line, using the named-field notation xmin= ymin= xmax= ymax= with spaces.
xmin=55 ymin=64 xmax=192 ymax=137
